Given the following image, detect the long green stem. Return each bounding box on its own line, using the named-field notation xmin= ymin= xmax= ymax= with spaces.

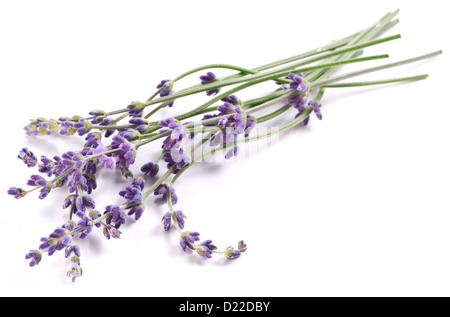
xmin=322 ymin=74 xmax=428 ymax=88
xmin=310 ymin=51 xmax=442 ymax=89
xmin=141 ymin=35 xmax=399 ymax=110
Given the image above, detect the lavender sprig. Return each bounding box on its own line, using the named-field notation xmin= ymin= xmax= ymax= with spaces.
xmin=7 ymin=10 xmax=442 ymax=282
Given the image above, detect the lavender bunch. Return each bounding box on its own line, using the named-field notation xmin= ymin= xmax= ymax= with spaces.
xmin=7 ymin=9 xmax=442 ymax=282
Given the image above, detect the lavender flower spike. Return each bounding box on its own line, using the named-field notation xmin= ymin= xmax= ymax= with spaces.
xmin=308 ymin=100 xmax=323 ymax=120
xmin=67 ymin=256 xmax=83 ymax=282
xmin=180 ymin=231 xmax=200 ymax=251
xmin=25 ymin=250 xmax=42 ymax=267
xmin=196 ymin=240 xmax=217 ymax=259
xmin=7 ymin=187 xmax=27 ymax=199
xmin=156 ymin=80 xmax=175 ymax=107
xmin=224 ymin=246 xmax=241 ymax=260
xmin=288 ymin=72 xmax=308 ymax=92
xmin=162 ymin=212 xmax=172 ymax=231
xmin=18 ymin=148 xmax=37 ymax=167
xmin=199 ymin=71 xmax=220 ymax=96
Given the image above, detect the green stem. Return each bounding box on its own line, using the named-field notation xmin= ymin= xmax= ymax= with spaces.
xmin=142 ymin=166 xmax=176 ymax=200
xmin=140 ymin=35 xmax=399 ymax=110
xmin=255 ymin=104 xmax=292 ymax=123
xmin=173 ymin=64 xmax=260 ymax=82
xmin=322 ymin=74 xmax=429 ymax=87
xmin=310 ymin=51 xmax=442 ymax=89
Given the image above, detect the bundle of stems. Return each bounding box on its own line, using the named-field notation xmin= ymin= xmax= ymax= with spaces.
xmin=8 ymin=9 xmax=442 ymax=282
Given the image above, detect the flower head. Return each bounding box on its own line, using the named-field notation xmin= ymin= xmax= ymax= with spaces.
xmin=200 ymin=71 xmax=220 ymax=96
xmin=25 ymin=250 xmax=42 ymax=267
xmin=18 ymin=148 xmax=37 ymax=167
xmin=74 ymin=211 xmax=93 ymax=239
xmin=7 ymin=187 xmax=27 ymax=199
xmin=127 ymin=101 xmax=145 ymax=117
xmin=110 ymin=135 xmax=136 ymax=169
xmin=308 ymin=100 xmax=322 ymax=120
xmin=162 ymin=212 xmax=172 ymax=231
xmin=67 ymin=256 xmax=83 ymax=282
xmin=156 ymin=80 xmax=175 ymax=107
xmin=224 ymin=246 xmax=241 ymax=260
xmin=180 ymin=231 xmax=200 ymax=251
xmin=196 ymin=240 xmax=217 ymax=259
xmin=288 ymin=72 xmax=308 ymax=92
xmin=141 ymin=162 xmax=159 ymax=177
xmin=154 ymin=183 xmax=178 ymax=205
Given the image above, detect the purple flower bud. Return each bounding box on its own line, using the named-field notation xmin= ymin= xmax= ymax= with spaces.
xmin=156 ymin=80 xmax=175 ymax=107
xmin=224 ymin=246 xmax=241 ymax=260
xmin=67 ymin=255 xmax=83 ymax=282
xmin=25 ymin=250 xmax=42 ymax=267
xmin=141 ymin=162 xmax=159 ymax=177
xmin=162 ymin=212 xmax=172 ymax=231
xmin=174 ymin=210 xmax=186 ymax=230
xmin=180 ymin=231 xmax=200 ymax=251
xmin=200 ymin=71 xmax=220 ymax=96
xmin=18 ymin=148 xmax=37 ymax=167
xmin=127 ymin=101 xmax=145 ymax=117
xmin=7 ymin=187 xmax=26 ymax=199
xmin=196 ymin=240 xmax=217 ymax=259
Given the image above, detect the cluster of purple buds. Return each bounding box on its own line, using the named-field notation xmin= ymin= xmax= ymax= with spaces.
xmin=26 ymin=219 xmax=84 ymax=282
xmin=163 ymin=147 xmax=191 ymax=172
xmin=129 ymin=117 xmax=149 ymax=133
xmin=119 ymin=177 xmax=145 ymax=220
xmin=141 ymin=161 xmax=159 ymax=177
xmin=279 ymin=73 xmax=310 ymax=110
xmin=73 ymin=211 xmax=94 ymax=239
xmin=154 ymin=183 xmax=178 ymax=205
xmin=277 ymin=72 xmax=308 ymax=92
xmin=98 ymin=117 xmax=116 ymax=138
xmin=63 ymin=193 xmax=96 ymax=214
xmin=288 ymin=72 xmax=308 ymax=92
xmin=67 ymin=255 xmax=83 ymax=282
xmin=159 ymin=117 xmax=187 ymax=150
xmin=58 ymin=117 xmax=78 ymax=136
xmin=308 ymin=100 xmax=322 ymax=120
xmin=156 ymin=80 xmax=175 ymax=107
xmin=60 ymin=152 xmax=87 ymax=193
xmin=162 ymin=210 xmax=186 ymax=231
xmin=295 ymin=99 xmax=322 ymax=126
xmin=207 ymin=101 xmax=256 ymax=158
xmin=127 ymin=101 xmax=145 ymax=117
xmin=224 ymin=240 xmax=247 ymax=260
xmin=58 ymin=116 xmax=94 ymax=136
xmin=199 ymin=71 xmax=220 ymax=96
xmin=73 ymin=118 xmax=93 ymax=136
xmin=38 ymin=225 xmax=73 ymax=256
xmin=221 ymin=94 xmax=241 ymax=105
xmin=7 ymin=187 xmax=27 ymax=199
xmin=86 ymin=139 xmax=116 ymax=170
xmin=25 ymin=250 xmax=42 ymax=267
xmin=159 ymin=117 xmax=191 ymax=172
xmin=88 ymin=110 xmax=107 ymax=124
xmin=118 ymin=128 xmax=141 ymax=140
xmin=179 ymin=231 xmax=200 ymax=252
xmin=27 ymin=174 xmax=52 ymax=199
xmin=18 ymin=148 xmax=37 ymax=167
xmin=103 ymin=223 xmax=122 ymax=240
xmin=24 ymin=118 xmax=59 ymax=136
xmin=283 ymin=93 xmax=308 ymax=110
xmin=38 ymin=155 xmax=55 ymax=177
xmin=110 ymin=135 xmax=136 ymax=169
xmin=196 ymin=240 xmax=217 ymax=259
xmin=218 ymin=101 xmax=256 ymax=136
xmin=104 ymin=205 xmax=126 ymax=229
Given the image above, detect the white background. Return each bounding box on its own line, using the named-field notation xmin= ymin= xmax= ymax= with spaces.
xmin=1 ymin=0 xmax=449 ymax=297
